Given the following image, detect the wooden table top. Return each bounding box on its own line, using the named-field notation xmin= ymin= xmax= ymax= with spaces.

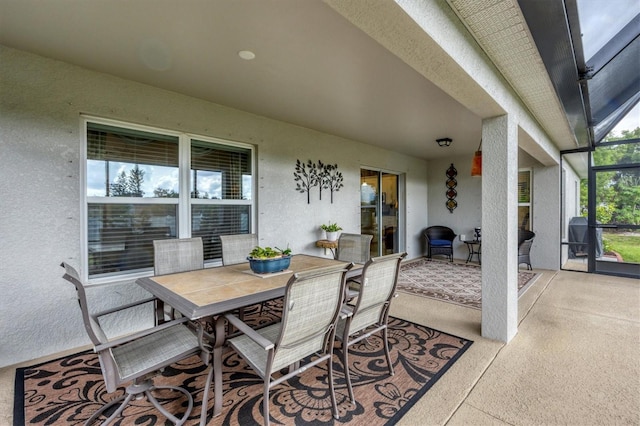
xmin=316 ymin=239 xmax=339 ymax=249
xmin=136 ymin=254 xmax=356 ymax=320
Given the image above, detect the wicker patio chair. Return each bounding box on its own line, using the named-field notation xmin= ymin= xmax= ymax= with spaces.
xmin=518 ymin=230 xmax=536 ymax=270
xmin=60 ymin=262 xmax=210 ymax=426
xmin=153 ymin=237 xmax=204 ymax=322
xmin=223 ymin=263 xmax=352 ymax=426
xmin=336 ymin=252 xmax=407 ymax=404
xmin=424 ymin=226 xmax=456 ymax=262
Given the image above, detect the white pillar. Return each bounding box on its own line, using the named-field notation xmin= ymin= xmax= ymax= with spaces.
xmin=481 ymin=115 xmax=518 ymax=342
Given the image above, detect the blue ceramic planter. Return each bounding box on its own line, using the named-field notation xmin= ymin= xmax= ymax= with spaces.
xmin=247 ymin=255 xmax=292 ymax=274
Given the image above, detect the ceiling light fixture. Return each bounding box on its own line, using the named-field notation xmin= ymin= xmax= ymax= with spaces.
xmin=436 ymin=137 xmax=452 ymax=147
xmin=238 ymin=50 xmax=256 ymax=60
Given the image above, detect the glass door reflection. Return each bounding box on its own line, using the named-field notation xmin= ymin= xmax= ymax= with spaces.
xmin=361 ymin=169 xmax=399 ymax=257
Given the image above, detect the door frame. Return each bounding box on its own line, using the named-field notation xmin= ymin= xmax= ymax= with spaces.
xmin=561 ymin=138 xmax=640 ymax=278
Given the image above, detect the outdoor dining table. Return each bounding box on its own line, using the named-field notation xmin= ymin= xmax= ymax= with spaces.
xmin=136 ymin=254 xmax=360 ymax=419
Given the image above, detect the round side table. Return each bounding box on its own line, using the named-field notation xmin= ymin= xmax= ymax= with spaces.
xmin=316 ymin=239 xmax=338 ymax=258
xmin=463 ymin=240 xmax=481 ymax=264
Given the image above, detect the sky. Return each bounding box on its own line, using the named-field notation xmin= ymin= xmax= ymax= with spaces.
xmin=577 ymin=0 xmax=640 ymax=136
xmin=87 ymin=160 xmax=253 ymax=200
xmin=611 ymin=103 xmax=640 ymax=134
xmin=577 ymin=0 xmax=640 ymax=60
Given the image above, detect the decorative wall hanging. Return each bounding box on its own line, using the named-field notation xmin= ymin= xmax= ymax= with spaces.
xmin=323 ymin=163 xmax=343 ymax=203
xmin=446 ymin=163 xmax=458 ymax=213
xmin=294 ymin=159 xmax=343 ymax=204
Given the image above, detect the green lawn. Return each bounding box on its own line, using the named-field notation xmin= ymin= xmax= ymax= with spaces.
xmin=603 ymin=233 xmax=640 ymax=263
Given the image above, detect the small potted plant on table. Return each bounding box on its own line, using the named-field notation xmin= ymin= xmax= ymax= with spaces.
xmin=247 ymin=245 xmax=292 ymax=274
xmin=321 ymin=222 xmax=342 ymax=242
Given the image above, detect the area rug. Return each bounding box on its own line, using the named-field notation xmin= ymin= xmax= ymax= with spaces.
xmin=397 ymin=258 xmax=538 ymax=309
xmin=14 ymin=303 xmax=472 ymax=425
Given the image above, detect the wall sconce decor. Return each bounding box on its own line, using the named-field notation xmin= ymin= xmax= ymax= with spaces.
xmin=446 ymin=163 xmax=457 ymax=213
xmin=471 ymin=139 xmax=482 ymax=176
xmin=436 ymin=137 xmax=452 ymax=147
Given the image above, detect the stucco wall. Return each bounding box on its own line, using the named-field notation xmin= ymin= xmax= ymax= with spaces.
xmin=427 ymin=154 xmax=561 ymax=270
xmin=427 ymin=155 xmax=482 ymax=260
xmin=0 ymin=46 xmax=429 ymax=367
xmin=531 ymin=165 xmax=561 ymax=269
xmin=561 ymin=162 xmax=582 ymax=263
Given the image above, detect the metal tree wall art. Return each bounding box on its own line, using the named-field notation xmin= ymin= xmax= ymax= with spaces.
xmin=446 ymin=163 xmax=458 ymax=213
xmin=293 ymin=159 xmax=343 ymax=203
xmin=323 ymin=163 xmax=343 ymax=203
xmin=317 ymin=160 xmax=327 ymax=201
xmin=294 ymin=159 xmax=319 ymax=204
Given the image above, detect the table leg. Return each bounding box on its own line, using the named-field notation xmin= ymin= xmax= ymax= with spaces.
xmin=213 ymin=316 xmax=226 ymax=417
xmin=466 ymin=243 xmax=473 ymax=263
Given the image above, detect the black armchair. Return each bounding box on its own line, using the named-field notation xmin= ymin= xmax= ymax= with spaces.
xmin=424 ymin=226 xmax=457 ymax=262
xmin=518 ymin=230 xmax=535 ymax=270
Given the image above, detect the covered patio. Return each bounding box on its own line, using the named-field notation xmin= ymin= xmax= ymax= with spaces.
xmin=1 ymin=0 xmax=638 ymax=424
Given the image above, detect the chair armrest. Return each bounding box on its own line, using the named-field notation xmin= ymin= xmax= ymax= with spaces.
xmin=224 ymin=313 xmax=274 ymax=350
xmin=339 ymin=304 xmax=354 ymax=320
xmin=92 ymin=296 xmax=157 ymax=320
xmin=94 ymin=316 xmax=191 ymax=352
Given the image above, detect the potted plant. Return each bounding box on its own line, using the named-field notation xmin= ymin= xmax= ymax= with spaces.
xmin=321 ymin=222 xmax=342 ymax=242
xmin=247 ymin=245 xmax=292 ymax=274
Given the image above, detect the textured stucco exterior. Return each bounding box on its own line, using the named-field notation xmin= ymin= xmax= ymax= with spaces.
xmin=0 ymin=46 xmax=430 ymax=367
xmin=0 ymin=0 xmax=571 ymax=364
xmin=481 ymin=115 xmax=520 ymax=341
xmin=426 ymin=155 xmax=482 ymax=260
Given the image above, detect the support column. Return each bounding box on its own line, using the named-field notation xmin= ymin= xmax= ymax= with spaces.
xmin=481 ymin=115 xmax=518 ymax=342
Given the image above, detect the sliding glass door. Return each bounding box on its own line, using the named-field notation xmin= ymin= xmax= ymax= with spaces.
xmin=360 ymin=169 xmax=401 ymax=257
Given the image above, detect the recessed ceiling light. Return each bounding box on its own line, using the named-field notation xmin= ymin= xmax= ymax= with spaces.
xmin=238 ymin=50 xmax=256 ymax=60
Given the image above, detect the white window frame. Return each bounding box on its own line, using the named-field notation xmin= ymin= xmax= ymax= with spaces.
xmin=81 ymin=115 xmax=255 ymax=284
xmin=518 ymin=168 xmax=533 ymax=230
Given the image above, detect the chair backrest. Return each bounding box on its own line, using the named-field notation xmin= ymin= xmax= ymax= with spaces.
xmin=219 ymin=234 xmax=258 ymax=265
xmin=348 ymin=252 xmax=407 ymax=335
xmin=424 ymin=226 xmax=456 ymax=242
xmin=271 ymin=263 xmax=351 ymax=372
xmin=60 ymin=262 xmax=108 ymax=345
xmin=336 ymin=233 xmax=373 ymax=264
xmin=518 ymin=230 xmax=535 ymax=255
xmin=153 ymin=237 xmax=204 ymax=275
xmin=518 ymin=230 xmax=535 ymax=247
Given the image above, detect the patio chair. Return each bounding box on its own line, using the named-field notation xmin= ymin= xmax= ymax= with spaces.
xmin=336 ymin=252 xmax=407 ymax=404
xmin=336 ymin=233 xmax=373 ymax=299
xmin=518 ymin=230 xmax=535 ymax=270
xmin=223 ymin=263 xmax=352 ymax=426
xmin=60 ymin=262 xmax=210 ymax=426
xmin=153 ymin=237 xmax=204 ymax=321
xmin=336 ymin=233 xmax=373 ymax=264
xmin=219 ymin=233 xmax=258 ymax=265
xmin=220 ymin=233 xmax=275 ymax=316
xmin=154 ymin=237 xmax=204 ymax=275
xmin=424 ymin=226 xmax=456 ymax=262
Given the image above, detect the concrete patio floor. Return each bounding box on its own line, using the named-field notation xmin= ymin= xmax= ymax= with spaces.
xmin=2 ymin=268 xmax=638 ymax=425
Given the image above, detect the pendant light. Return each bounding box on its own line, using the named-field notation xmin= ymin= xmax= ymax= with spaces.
xmin=471 ymin=139 xmax=482 ymax=176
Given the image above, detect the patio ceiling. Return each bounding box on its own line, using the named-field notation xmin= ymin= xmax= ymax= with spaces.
xmin=0 ymin=0 xmax=592 ymax=162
